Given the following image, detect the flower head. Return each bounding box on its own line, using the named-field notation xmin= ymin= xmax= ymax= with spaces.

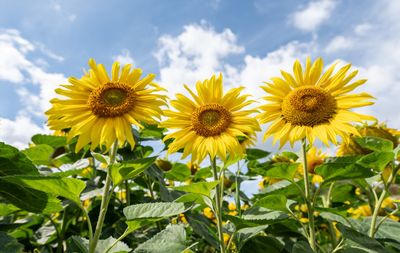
xmin=259 ymin=57 xmax=375 ymax=147
xmin=162 ymin=74 xmax=260 ymax=163
xmin=337 ymin=123 xmax=400 ymax=156
xmin=46 ymin=59 xmax=166 ymax=152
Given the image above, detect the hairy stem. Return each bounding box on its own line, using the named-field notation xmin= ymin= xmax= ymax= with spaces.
xmin=301 ymin=139 xmax=317 ymax=252
xmin=368 ymin=164 xmax=399 ymax=237
xmin=210 ymin=156 xmax=226 ymax=253
xmin=89 ymin=141 xmax=118 ymax=253
xmin=235 ymin=162 xmax=241 ymax=216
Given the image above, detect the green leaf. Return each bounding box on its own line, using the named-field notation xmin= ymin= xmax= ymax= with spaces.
xmin=66 ymin=236 xmax=131 ymax=253
xmin=236 ymin=225 xmax=269 ymax=250
xmin=292 ymin=241 xmax=314 ymax=253
xmin=175 ymin=193 xmax=209 ymax=207
xmin=315 ymin=162 xmax=374 ymax=183
xmin=357 ymin=151 xmax=394 ymax=171
xmin=0 ymin=231 xmax=24 ymax=253
xmin=242 ymin=206 xmax=289 ymax=222
xmin=22 ymin=144 xmax=54 ymax=166
xmin=0 ymin=179 xmax=62 ymax=214
xmin=253 ymin=194 xmax=287 ymax=212
xmin=319 ymin=212 xmax=351 ymax=226
xmin=31 ymin=134 xmax=67 ymax=148
xmin=111 ymin=157 xmax=156 ymax=185
xmin=355 ymin=136 xmax=393 ymax=152
xmin=187 ymin=214 xmax=219 ymax=248
xmin=0 ymin=176 xmax=86 ymax=204
xmin=240 ymin=236 xmax=283 ymax=253
xmin=66 ymin=236 xmax=88 ymax=253
xmin=336 ymin=223 xmax=390 ymax=253
xmin=139 ymin=124 xmax=165 ymax=140
xmin=0 ymin=203 xmax=19 ymax=216
xmin=171 ymin=181 xmax=219 ymax=197
xmin=125 ymin=219 xmax=161 ymax=234
xmin=134 ymin=225 xmax=187 ymax=253
xmin=97 ymin=237 xmax=131 ymax=253
xmin=264 ymin=163 xmax=299 ymax=181
xmin=164 ymin=163 xmax=191 ymax=182
xmin=246 ymin=148 xmax=270 ymax=160
xmin=0 ymin=142 xmax=39 ymax=176
xmin=91 ymin=152 xmax=110 ymax=164
xmin=124 ymin=202 xmax=187 ymax=220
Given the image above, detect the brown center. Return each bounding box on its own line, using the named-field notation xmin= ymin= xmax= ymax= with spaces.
xmin=191 ymin=103 xmax=232 ymax=137
xmin=88 ymin=82 xmax=136 ymax=117
xmin=281 ymin=86 xmax=337 ymax=127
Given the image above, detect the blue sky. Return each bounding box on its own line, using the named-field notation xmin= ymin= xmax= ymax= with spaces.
xmin=1 ymin=0 xmax=399 ymax=149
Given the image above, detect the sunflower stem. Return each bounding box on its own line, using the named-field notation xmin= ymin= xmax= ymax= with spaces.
xmin=89 ymin=141 xmax=118 ymax=253
xmin=301 ymin=139 xmax=317 ymax=252
xmin=368 ymin=164 xmax=399 ymax=237
xmin=210 ymin=156 xmax=226 ymax=253
xmin=235 ymin=161 xmax=241 ymax=216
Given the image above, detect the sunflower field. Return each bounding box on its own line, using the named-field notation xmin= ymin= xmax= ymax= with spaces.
xmin=1 ymin=57 xmax=400 ymax=253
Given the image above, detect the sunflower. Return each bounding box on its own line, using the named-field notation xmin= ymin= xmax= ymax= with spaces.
xmin=337 ymin=123 xmax=400 ymax=156
xmin=161 ymin=74 xmax=260 ymax=163
xmin=259 ymin=57 xmax=375 ymax=147
xmin=46 ymin=59 xmax=166 ymax=152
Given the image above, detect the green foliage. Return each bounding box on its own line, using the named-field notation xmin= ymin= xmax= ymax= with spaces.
xmin=134 ymin=225 xmax=187 ymax=253
xmin=172 ymin=181 xmax=219 ymax=197
xmin=316 ymin=156 xmax=375 ymax=183
xmin=1 ymin=128 xmax=399 ymax=253
xmin=123 ymin=202 xmax=187 ymax=220
xmin=111 ymin=157 xmax=156 ymax=185
xmin=264 ymin=162 xmax=299 ymax=181
xmin=355 ymin=136 xmax=394 ymax=152
xmin=0 ymin=231 xmax=24 ymax=253
xmin=246 ymin=148 xmax=270 ymax=160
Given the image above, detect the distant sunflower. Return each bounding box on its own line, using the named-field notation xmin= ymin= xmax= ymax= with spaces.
xmin=337 ymin=123 xmax=400 ymax=156
xmin=46 ymin=59 xmax=166 ymax=152
xmin=161 ymin=74 xmax=260 ymax=163
xmin=259 ymin=57 xmax=375 ymax=147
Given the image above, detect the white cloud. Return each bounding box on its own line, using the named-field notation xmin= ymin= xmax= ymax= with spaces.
xmin=235 ymin=41 xmax=315 ymax=94
xmin=354 ymin=23 xmax=373 ymax=35
xmin=36 ymin=42 xmax=64 ymax=62
xmin=0 ymin=115 xmax=48 ymax=149
xmin=291 ymin=0 xmax=337 ymax=32
xmin=112 ymin=49 xmax=135 ymax=65
xmin=325 ymin=35 xmax=354 ymax=53
xmin=0 ymin=29 xmax=66 ymax=147
xmin=155 ymin=22 xmax=244 ymax=95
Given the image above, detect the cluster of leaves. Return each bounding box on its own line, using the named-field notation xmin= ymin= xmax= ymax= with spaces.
xmin=0 ymin=124 xmax=399 ymax=253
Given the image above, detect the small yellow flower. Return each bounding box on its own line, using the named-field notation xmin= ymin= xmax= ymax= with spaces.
xmin=355 ymin=188 xmax=362 ymax=196
xmin=381 ymin=197 xmax=396 ymax=209
xmin=312 ymin=175 xmax=324 ymax=185
xmin=347 ymin=205 xmax=372 ymax=219
xmin=179 ymin=214 xmax=188 ymax=224
xmin=223 ymin=233 xmax=231 ymax=246
xmin=258 ymin=177 xmax=281 ymax=189
xmin=300 ymin=218 xmax=309 ymax=223
xmin=80 ymin=167 xmax=93 ymax=177
xmin=228 ymin=202 xmax=236 ymax=211
xmin=203 ymin=207 xmax=215 ymax=219
xmin=117 ymin=190 xmax=127 ymax=203
xmin=241 ymin=204 xmax=249 ymax=211
xmin=82 ymin=199 xmax=91 ymax=208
